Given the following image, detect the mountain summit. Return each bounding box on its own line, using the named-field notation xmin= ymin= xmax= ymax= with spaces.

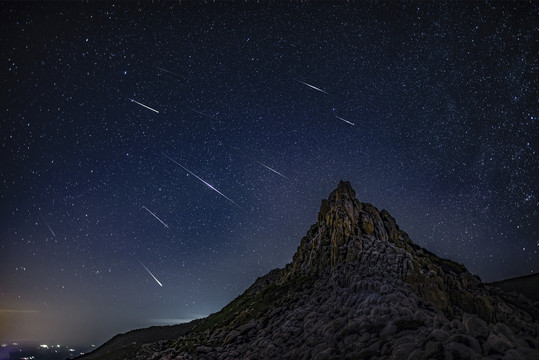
xmin=80 ymin=181 xmax=539 ymax=360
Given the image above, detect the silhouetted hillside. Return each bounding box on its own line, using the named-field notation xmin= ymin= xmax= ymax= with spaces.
xmin=489 ymin=273 xmax=539 ymax=302
xmin=76 ymin=321 xmax=198 ymax=360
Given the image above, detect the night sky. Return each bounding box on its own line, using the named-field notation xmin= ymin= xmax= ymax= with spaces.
xmin=1 ymin=2 xmax=537 ymax=347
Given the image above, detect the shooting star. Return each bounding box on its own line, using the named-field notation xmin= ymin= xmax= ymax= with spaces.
xmin=189 ymin=108 xmax=215 ymax=119
xmin=40 ymin=213 xmax=56 ymax=237
xmin=154 ymin=66 xmax=186 ymax=79
xmin=230 ymin=147 xmax=290 ymax=181
xmin=142 ymin=206 xmax=169 ymax=228
xmin=128 ymin=98 xmax=160 ymax=114
xmin=335 ymin=115 xmax=355 ymax=126
xmin=254 ymin=160 xmax=290 ymax=180
xmin=138 ymin=260 xmax=163 ymax=287
xmin=295 ymin=80 xmax=329 ymax=95
xmin=162 ymin=153 xmax=244 ymax=210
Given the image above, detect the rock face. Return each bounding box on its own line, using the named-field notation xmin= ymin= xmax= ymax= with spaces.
xmin=82 ymin=181 xmax=539 ymax=360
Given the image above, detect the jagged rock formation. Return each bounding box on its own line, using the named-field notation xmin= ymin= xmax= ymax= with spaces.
xmin=80 ymin=181 xmax=539 ymax=360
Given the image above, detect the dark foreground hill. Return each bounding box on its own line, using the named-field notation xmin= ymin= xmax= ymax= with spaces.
xmin=75 ymin=321 xmax=198 ymax=360
xmin=489 ymin=274 xmax=539 ymax=303
xmin=78 ymin=181 xmax=539 ymax=360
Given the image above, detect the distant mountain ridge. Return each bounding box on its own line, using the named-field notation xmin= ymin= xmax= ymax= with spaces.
xmin=78 ymin=181 xmax=539 ymax=360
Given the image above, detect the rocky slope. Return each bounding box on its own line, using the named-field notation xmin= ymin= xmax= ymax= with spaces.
xmin=79 ymin=181 xmax=539 ymax=360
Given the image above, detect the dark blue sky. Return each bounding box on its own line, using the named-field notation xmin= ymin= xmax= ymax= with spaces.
xmin=1 ymin=2 xmax=537 ymax=346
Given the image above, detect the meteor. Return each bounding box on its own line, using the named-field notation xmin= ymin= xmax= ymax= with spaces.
xmin=189 ymin=108 xmax=214 ymax=119
xmin=335 ymin=115 xmax=355 ymax=126
xmin=142 ymin=206 xmax=169 ymax=228
xmin=255 ymin=160 xmax=290 ymax=180
xmin=40 ymin=213 xmax=56 ymax=237
xmin=231 ymin=147 xmax=290 ymax=180
xmin=128 ymin=98 xmax=159 ymax=113
xmin=155 ymin=66 xmax=185 ymax=79
xmin=295 ymin=80 xmax=329 ymax=95
xmin=162 ymin=153 xmax=244 ymax=210
xmin=138 ymin=260 xmax=163 ymax=287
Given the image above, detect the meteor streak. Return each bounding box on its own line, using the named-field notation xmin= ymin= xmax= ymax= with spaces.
xmin=231 ymin=147 xmax=290 ymax=180
xmin=138 ymin=260 xmax=163 ymax=287
xmin=129 ymin=98 xmax=159 ymax=113
xmin=155 ymin=66 xmax=185 ymax=79
xmin=142 ymin=206 xmax=169 ymax=228
xmin=335 ymin=115 xmax=355 ymax=126
xmin=255 ymin=160 xmax=290 ymax=180
xmin=295 ymin=80 xmax=329 ymax=95
xmin=189 ymin=108 xmax=214 ymax=119
xmin=40 ymin=213 xmax=56 ymax=237
xmin=162 ymin=153 xmax=244 ymax=210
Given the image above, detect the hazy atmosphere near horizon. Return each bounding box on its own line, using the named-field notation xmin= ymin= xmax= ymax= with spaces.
xmin=1 ymin=1 xmax=537 ymax=347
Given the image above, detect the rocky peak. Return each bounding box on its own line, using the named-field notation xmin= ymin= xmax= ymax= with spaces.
xmin=286 ymin=182 xmax=498 ymax=321
xmin=287 ymin=180 xmax=412 ymax=279
xmin=327 ymin=179 xmax=356 ymax=202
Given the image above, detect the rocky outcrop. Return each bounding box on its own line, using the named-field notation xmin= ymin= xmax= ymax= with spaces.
xmin=80 ymin=181 xmax=539 ymax=360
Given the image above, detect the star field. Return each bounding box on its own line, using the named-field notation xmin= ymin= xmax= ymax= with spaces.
xmin=1 ymin=2 xmax=537 ymax=346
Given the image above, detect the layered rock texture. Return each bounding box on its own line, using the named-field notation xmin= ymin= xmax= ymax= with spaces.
xmin=80 ymin=181 xmax=539 ymax=360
